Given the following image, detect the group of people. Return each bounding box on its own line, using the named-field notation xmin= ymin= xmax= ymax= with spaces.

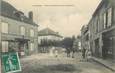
xmin=66 ymin=47 xmax=76 ymax=58
xmin=82 ymin=48 xmax=92 ymax=62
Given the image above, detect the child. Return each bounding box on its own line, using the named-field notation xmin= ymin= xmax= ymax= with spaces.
xmin=55 ymin=50 xmax=58 ymax=57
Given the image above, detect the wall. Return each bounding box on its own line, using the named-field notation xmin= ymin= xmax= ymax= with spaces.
xmin=1 ymin=16 xmax=38 ymax=54
xmin=89 ymin=0 xmax=115 ymax=58
xmin=38 ymin=35 xmax=62 ymax=44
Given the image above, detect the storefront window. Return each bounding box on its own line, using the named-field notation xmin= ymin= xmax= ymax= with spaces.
xmin=2 ymin=41 xmax=8 ymax=52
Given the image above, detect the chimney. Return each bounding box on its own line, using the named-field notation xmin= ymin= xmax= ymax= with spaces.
xmin=28 ymin=11 xmax=33 ymax=21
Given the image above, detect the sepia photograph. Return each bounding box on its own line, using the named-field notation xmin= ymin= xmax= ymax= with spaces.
xmin=0 ymin=0 xmax=115 ymax=73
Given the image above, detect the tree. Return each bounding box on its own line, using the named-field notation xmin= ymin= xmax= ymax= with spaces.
xmin=62 ymin=37 xmax=73 ymax=49
xmin=61 ymin=36 xmax=76 ymax=57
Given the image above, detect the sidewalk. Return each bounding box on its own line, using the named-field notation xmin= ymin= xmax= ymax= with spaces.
xmin=92 ymin=57 xmax=115 ymax=72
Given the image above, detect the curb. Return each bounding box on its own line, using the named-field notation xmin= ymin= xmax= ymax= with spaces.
xmin=92 ymin=58 xmax=115 ymax=72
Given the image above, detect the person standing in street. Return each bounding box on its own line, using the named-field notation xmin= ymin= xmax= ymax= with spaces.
xmin=55 ymin=50 xmax=58 ymax=58
xmin=82 ymin=48 xmax=86 ymax=61
xmin=86 ymin=49 xmax=92 ymax=62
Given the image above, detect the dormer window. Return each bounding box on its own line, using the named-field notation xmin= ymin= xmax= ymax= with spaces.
xmin=13 ymin=11 xmax=16 ymax=14
xmin=14 ymin=11 xmax=24 ymax=21
xmin=20 ymin=15 xmax=24 ymax=21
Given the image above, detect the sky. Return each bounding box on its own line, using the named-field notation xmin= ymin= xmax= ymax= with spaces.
xmin=4 ymin=0 xmax=101 ymax=37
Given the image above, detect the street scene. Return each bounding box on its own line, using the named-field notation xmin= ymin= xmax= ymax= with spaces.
xmin=0 ymin=0 xmax=115 ymax=73
xmin=15 ymin=53 xmax=112 ymax=73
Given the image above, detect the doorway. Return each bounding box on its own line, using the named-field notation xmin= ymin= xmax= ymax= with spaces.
xmin=95 ymin=38 xmax=100 ymax=58
xmin=102 ymin=34 xmax=113 ymax=59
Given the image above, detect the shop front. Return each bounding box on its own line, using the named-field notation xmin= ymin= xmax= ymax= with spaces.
xmin=15 ymin=38 xmax=30 ymax=57
xmin=102 ymin=29 xmax=115 ymax=60
xmin=1 ymin=34 xmax=30 ymax=57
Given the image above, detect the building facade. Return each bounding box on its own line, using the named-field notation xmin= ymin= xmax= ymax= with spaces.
xmin=38 ymin=28 xmax=63 ymax=53
xmin=0 ymin=1 xmax=38 ymax=56
xmin=38 ymin=28 xmax=63 ymax=44
xmin=73 ymin=36 xmax=81 ymax=52
xmin=81 ymin=25 xmax=90 ymax=51
xmin=88 ymin=0 xmax=115 ymax=60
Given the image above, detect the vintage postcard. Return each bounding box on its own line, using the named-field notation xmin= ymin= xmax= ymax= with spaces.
xmin=0 ymin=0 xmax=115 ymax=73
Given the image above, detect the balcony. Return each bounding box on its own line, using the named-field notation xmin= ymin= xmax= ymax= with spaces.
xmin=1 ymin=33 xmax=30 ymax=41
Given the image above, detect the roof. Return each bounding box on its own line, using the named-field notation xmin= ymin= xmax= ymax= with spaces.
xmin=93 ymin=0 xmax=107 ymax=17
xmin=1 ymin=1 xmax=38 ymax=26
xmin=81 ymin=25 xmax=89 ymax=35
xmin=38 ymin=28 xmax=63 ymax=38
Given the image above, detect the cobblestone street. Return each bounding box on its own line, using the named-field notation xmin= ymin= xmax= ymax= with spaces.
xmin=16 ymin=53 xmax=113 ymax=73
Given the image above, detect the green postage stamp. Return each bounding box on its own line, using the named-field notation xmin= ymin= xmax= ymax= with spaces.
xmin=2 ymin=52 xmax=21 ymax=73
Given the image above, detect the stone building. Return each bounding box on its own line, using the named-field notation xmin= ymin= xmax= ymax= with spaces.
xmin=38 ymin=28 xmax=63 ymax=44
xmin=81 ymin=25 xmax=90 ymax=51
xmin=88 ymin=0 xmax=115 ymax=60
xmin=38 ymin=28 xmax=63 ymax=53
xmin=0 ymin=1 xmax=38 ymax=56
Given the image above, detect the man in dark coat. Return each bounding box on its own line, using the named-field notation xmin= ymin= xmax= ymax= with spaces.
xmin=82 ymin=48 xmax=86 ymax=59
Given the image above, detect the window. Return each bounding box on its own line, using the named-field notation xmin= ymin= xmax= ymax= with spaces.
xmin=94 ymin=18 xmax=97 ymax=33
xmin=30 ymin=29 xmax=34 ymax=37
xmin=20 ymin=15 xmax=24 ymax=21
xmin=107 ymin=7 xmax=112 ymax=27
xmin=85 ymin=34 xmax=89 ymax=41
xmin=103 ymin=13 xmax=107 ymax=29
xmin=2 ymin=22 xmax=8 ymax=33
xmin=20 ymin=26 xmax=25 ymax=35
xmin=2 ymin=41 xmax=8 ymax=52
xmin=30 ymin=43 xmax=34 ymax=51
xmin=78 ymin=42 xmax=81 ymax=47
xmin=97 ymin=17 xmax=100 ymax=32
xmin=95 ymin=17 xmax=99 ymax=33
